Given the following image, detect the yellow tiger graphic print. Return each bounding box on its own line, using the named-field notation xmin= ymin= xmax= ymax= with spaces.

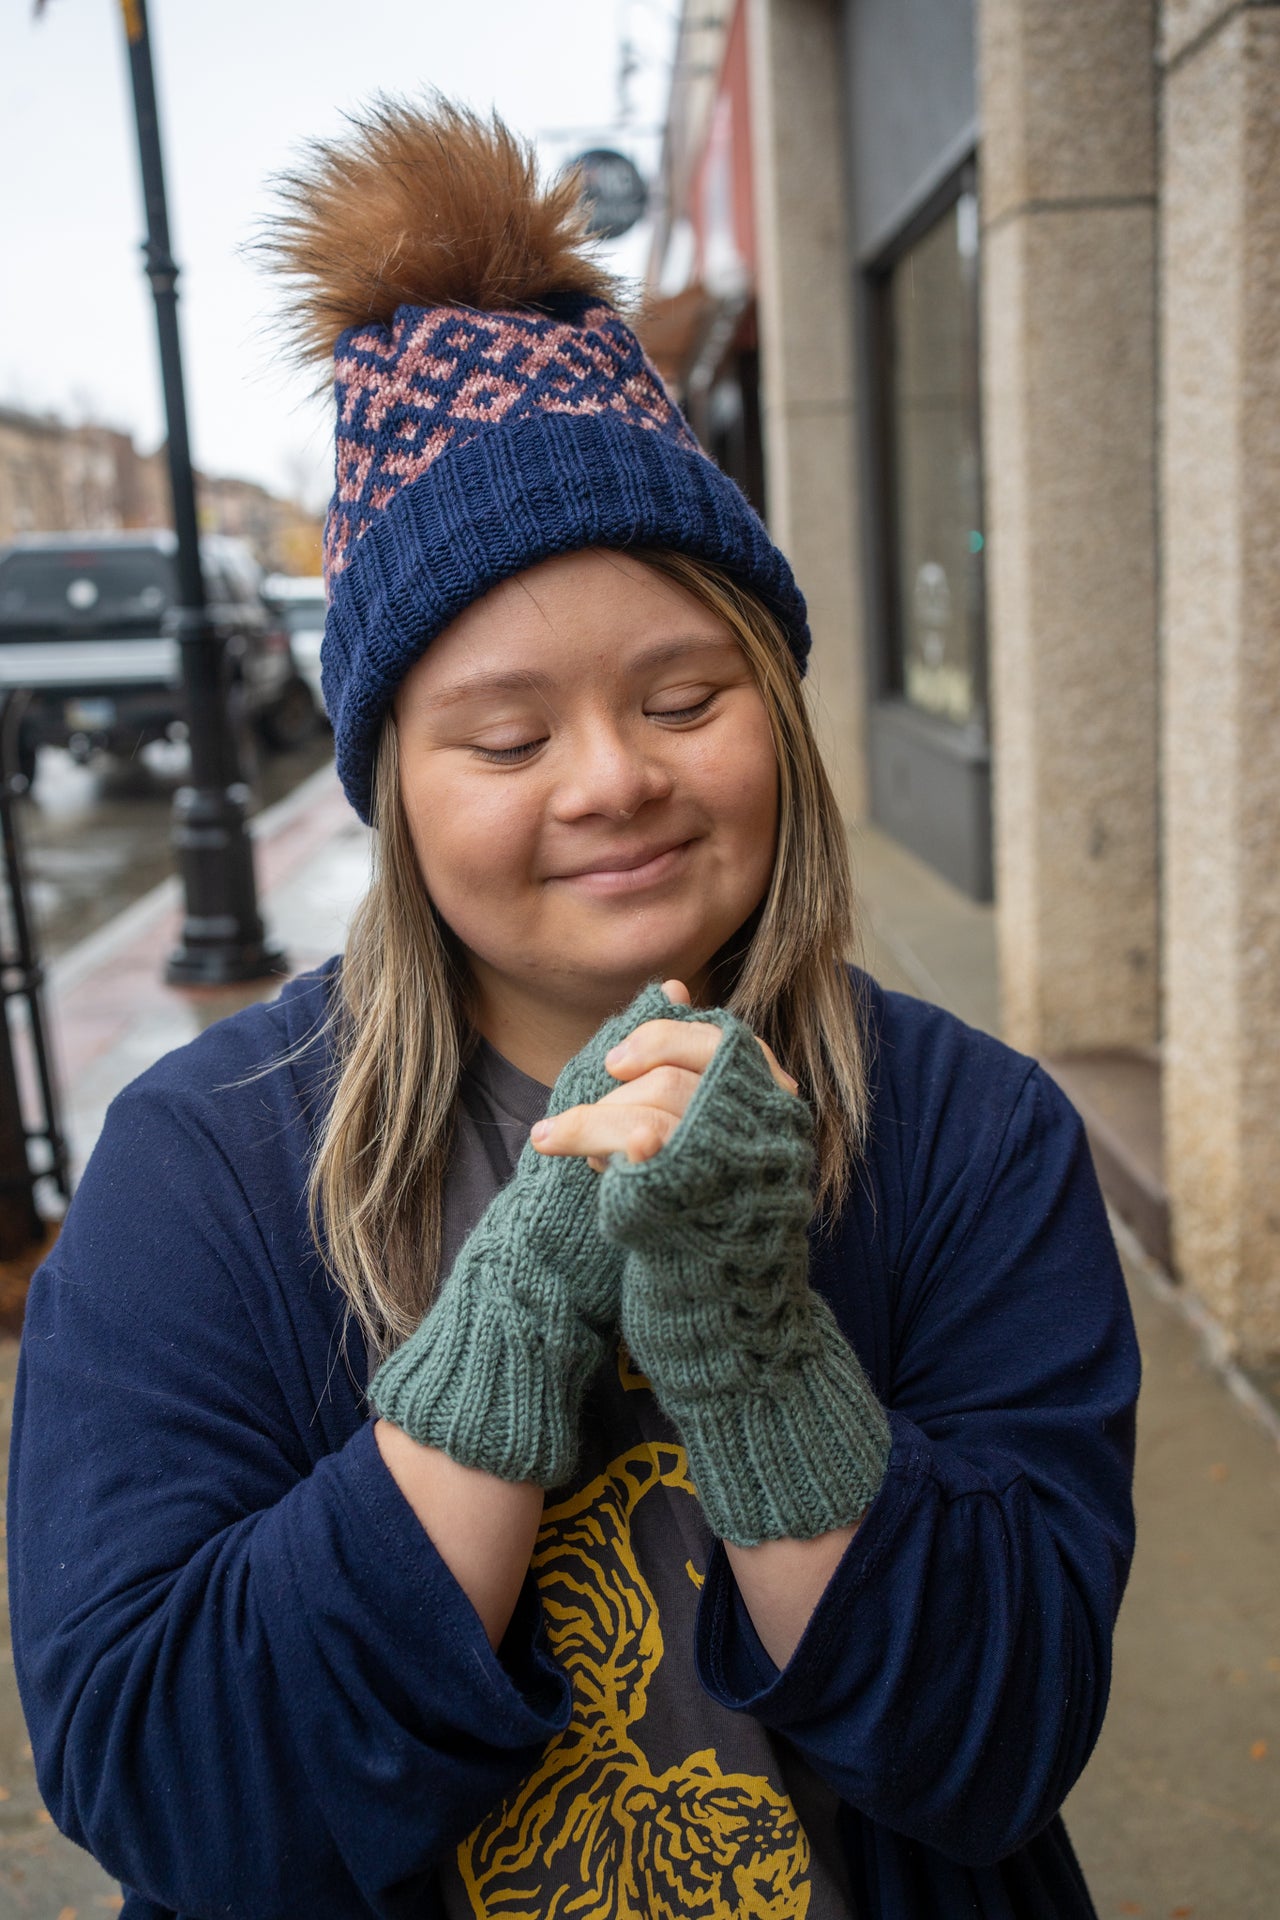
xmin=454 ymin=1379 xmax=813 ymax=1919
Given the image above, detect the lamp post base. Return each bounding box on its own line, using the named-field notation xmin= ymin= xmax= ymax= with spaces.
xmin=164 ymin=782 xmax=289 ymax=987
xmin=165 ymin=940 xmax=289 ymax=989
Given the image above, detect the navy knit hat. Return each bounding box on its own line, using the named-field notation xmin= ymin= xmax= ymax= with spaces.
xmin=268 ymin=101 xmax=809 ymax=824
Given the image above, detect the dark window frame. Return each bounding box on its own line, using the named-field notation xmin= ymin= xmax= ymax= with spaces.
xmin=865 ymin=155 xmax=988 ymax=738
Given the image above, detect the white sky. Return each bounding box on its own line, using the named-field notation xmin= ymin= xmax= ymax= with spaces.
xmin=0 ymin=0 xmax=676 ymax=511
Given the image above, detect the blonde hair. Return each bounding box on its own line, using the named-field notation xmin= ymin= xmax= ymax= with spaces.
xmin=310 ymin=551 xmax=868 ymax=1362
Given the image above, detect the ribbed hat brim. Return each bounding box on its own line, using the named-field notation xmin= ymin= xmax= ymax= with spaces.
xmin=323 ymin=410 xmax=809 ymax=822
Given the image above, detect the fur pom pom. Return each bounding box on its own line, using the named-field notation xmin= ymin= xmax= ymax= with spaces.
xmin=262 ymin=97 xmax=622 ymax=368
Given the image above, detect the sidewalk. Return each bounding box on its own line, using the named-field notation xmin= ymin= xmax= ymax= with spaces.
xmin=42 ymin=761 xmax=372 ymax=1182
xmin=0 ymin=783 xmax=1275 ymax=1914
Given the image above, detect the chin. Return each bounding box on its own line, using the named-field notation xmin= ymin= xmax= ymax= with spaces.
xmin=570 ymin=954 xmax=684 ymax=1007
xmin=563 ymin=933 xmax=727 ymax=1007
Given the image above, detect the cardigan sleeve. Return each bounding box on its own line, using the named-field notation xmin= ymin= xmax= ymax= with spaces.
xmin=693 ymin=1060 xmax=1140 ymax=1870
xmin=7 ymin=1080 xmax=570 ymax=1920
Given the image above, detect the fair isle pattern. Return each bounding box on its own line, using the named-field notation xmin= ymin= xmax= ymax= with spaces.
xmin=317 ymin=289 xmax=809 ymax=820
xmin=325 ymin=302 xmax=701 ymax=582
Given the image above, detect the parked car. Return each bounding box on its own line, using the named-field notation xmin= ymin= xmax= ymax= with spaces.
xmin=0 ymin=530 xmax=319 ymax=785
xmin=262 ymin=573 xmax=327 ymax=719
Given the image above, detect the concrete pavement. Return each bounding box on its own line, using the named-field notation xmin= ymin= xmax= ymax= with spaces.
xmin=0 ymin=785 xmax=1274 ymax=1915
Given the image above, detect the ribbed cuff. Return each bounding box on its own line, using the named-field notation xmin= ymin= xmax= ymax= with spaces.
xmin=327 ymin=411 xmax=811 ymax=822
xmin=369 ymin=1269 xmax=605 ymax=1487
xmin=664 ymin=1337 xmax=892 ymax=1546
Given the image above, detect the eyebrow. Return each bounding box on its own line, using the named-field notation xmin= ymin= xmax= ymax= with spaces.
xmin=423 ymin=634 xmax=739 ymax=711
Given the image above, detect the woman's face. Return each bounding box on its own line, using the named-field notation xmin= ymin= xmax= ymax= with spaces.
xmin=394 ymin=549 xmax=778 ymax=1040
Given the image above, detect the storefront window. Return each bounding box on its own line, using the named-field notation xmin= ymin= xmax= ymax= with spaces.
xmin=881 ymin=183 xmax=984 ymax=730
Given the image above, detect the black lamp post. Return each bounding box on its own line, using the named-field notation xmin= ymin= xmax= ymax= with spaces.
xmin=118 ymin=0 xmax=285 ymax=984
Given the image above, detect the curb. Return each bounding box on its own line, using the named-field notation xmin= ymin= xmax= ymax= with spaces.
xmin=1110 ymin=1209 xmax=1280 ymax=1453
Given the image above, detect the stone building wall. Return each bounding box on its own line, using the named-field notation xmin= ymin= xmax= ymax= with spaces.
xmin=0 ymin=406 xmax=321 ymax=577
xmin=746 ymin=0 xmax=868 ymax=823
xmin=1160 ymin=0 xmax=1280 ymax=1360
xmin=0 ymin=409 xmax=67 ymax=542
xmin=978 ymin=0 xmax=1161 ymax=1058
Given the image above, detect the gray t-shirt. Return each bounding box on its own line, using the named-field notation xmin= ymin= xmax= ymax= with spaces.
xmin=436 ymin=1038 xmax=856 ymax=1920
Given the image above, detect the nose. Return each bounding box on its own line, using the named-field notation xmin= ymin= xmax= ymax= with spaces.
xmin=554 ymin=718 xmax=674 ymax=822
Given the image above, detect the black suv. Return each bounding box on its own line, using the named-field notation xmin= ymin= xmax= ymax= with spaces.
xmin=0 ymin=530 xmax=318 ymax=783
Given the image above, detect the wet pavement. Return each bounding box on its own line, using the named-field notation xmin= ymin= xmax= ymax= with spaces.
xmin=13 ymin=732 xmax=335 ymax=963
xmin=1065 ymin=1221 xmax=1280 ymax=1914
xmin=0 ymin=1340 xmax=127 ymax=1914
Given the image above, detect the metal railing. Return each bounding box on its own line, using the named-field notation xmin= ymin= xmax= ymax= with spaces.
xmin=0 ymin=690 xmax=70 ymax=1256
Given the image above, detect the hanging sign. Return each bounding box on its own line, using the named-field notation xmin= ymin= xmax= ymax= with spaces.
xmin=568 ymin=149 xmax=649 ymax=241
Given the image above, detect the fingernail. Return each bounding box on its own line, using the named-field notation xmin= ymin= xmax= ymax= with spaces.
xmin=605 ymin=1042 xmax=629 ymax=1066
xmin=531 ymin=1120 xmax=551 ymax=1142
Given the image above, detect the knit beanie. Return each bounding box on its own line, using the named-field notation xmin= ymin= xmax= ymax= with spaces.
xmin=266 ymin=100 xmax=809 ymax=822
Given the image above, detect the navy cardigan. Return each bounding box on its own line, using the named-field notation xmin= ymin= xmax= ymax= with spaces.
xmin=8 ymin=965 xmax=1138 ymax=1918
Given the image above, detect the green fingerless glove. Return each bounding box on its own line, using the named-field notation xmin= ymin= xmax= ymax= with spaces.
xmin=370 ymin=981 xmax=676 ymax=1486
xmin=598 ymin=1006 xmax=892 ymax=1545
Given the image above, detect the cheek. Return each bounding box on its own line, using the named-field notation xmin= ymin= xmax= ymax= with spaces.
xmin=400 ymin=765 xmax=540 ymax=908
xmin=698 ymin=713 xmax=779 ymax=850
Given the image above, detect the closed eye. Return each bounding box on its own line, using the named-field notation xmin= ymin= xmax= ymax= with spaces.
xmin=470 ymin=691 xmax=719 ymax=762
xmin=472 ymin=738 xmax=546 ymax=765
xmin=649 ymin=693 xmax=719 ymax=725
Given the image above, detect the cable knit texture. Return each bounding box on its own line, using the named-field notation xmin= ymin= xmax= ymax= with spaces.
xmin=599 ymin=1004 xmax=892 ymax=1545
xmin=370 ymin=982 xmax=675 ymax=1484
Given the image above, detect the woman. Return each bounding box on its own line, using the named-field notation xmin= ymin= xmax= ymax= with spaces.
xmin=8 ymin=103 xmax=1138 ymax=1920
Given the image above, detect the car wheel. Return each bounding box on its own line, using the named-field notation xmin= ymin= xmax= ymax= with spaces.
xmin=257 ymin=675 xmax=319 ymax=752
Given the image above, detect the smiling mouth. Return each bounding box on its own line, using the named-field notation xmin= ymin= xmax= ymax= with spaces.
xmin=551 ymin=840 xmax=694 ymax=896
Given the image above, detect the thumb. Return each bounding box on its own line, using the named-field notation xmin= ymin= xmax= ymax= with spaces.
xmin=660 ymin=977 xmax=693 ymax=1008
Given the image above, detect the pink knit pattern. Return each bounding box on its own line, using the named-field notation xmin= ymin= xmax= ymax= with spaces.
xmin=325 ymin=302 xmax=700 ymax=582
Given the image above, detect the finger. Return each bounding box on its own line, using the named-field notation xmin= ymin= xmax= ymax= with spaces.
xmin=660 ymin=978 xmax=693 ymax=1007
xmin=594 ymin=1064 xmax=704 ymax=1113
xmin=543 ymin=1066 xmax=704 ymax=1173
xmin=755 ymin=1037 xmax=799 ymax=1094
xmin=605 ymin=1018 xmax=799 ymax=1095
xmin=604 ymin=1018 xmax=722 ymax=1081
xmin=531 ymin=1102 xmax=679 ymax=1163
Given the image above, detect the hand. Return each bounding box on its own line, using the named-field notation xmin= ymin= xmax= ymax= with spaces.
xmin=595 ymin=1008 xmax=892 ymax=1549
xmin=369 ymin=979 xmax=680 ymax=1488
xmin=530 ymin=979 xmax=798 ymax=1171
